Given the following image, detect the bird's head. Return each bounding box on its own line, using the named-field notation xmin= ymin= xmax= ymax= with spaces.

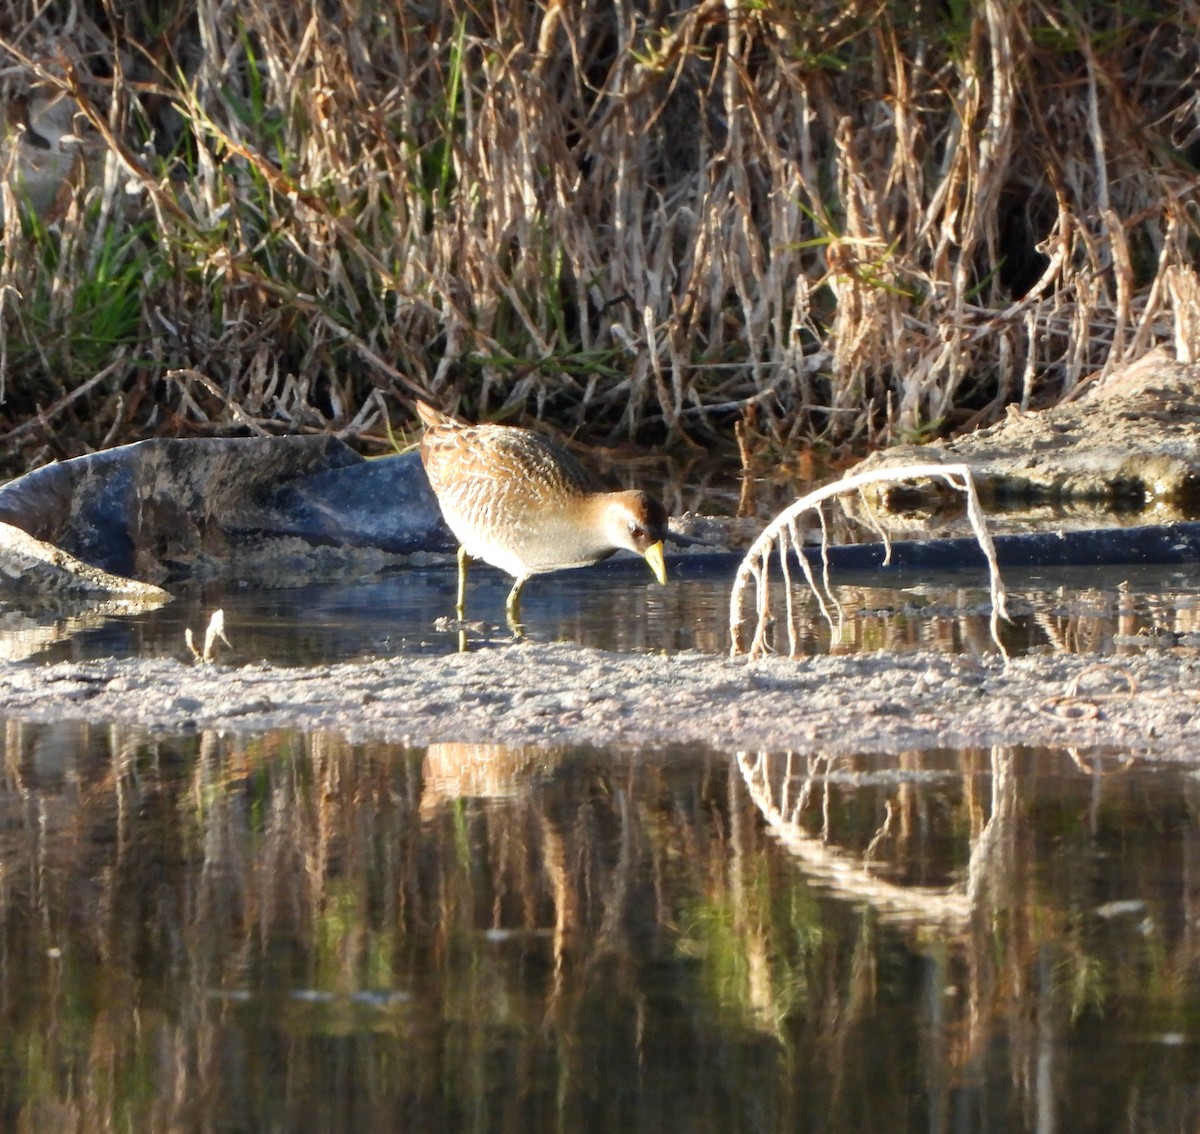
xmin=605 ymin=491 xmax=668 ymax=584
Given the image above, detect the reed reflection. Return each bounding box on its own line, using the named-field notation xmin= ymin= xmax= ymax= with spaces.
xmin=738 ymin=745 xmax=1200 ymax=1129
xmin=3 ymin=566 xmax=1200 ymax=666
xmin=1 ymin=725 xmax=1199 ymax=1131
xmin=756 ymin=577 xmax=1200 ymax=658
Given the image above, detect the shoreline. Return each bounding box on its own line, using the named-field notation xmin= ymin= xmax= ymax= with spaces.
xmin=1 ymin=642 xmax=1196 ymax=760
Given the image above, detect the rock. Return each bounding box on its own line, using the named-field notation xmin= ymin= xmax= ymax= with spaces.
xmin=0 ymin=435 xmax=454 ymax=589
xmin=0 ymin=519 xmax=168 ymax=600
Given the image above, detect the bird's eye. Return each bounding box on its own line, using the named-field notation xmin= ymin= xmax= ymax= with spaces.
xmin=630 ymin=525 xmax=645 ymax=540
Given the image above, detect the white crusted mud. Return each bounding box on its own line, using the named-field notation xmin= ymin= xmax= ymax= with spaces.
xmin=0 ymin=642 xmax=1196 ymax=759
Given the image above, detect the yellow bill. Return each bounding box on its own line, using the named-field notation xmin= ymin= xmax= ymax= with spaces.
xmin=643 ymin=540 xmax=667 ymax=585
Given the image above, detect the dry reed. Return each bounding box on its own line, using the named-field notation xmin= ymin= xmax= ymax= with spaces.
xmin=1 ymin=1 xmax=1198 ymax=475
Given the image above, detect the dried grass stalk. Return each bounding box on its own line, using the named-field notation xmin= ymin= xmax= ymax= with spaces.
xmin=0 ymin=2 xmax=1198 ymax=471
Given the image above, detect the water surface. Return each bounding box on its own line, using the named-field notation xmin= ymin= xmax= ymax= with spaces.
xmin=4 ymin=559 xmax=1200 ymax=665
xmin=2 ymin=726 xmax=1198 ymax=1131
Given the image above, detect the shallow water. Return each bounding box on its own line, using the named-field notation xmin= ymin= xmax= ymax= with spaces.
xmin=4 ymin=557 xmax=1200 ymax=665
xmin=2 ymin=726 xmax=1199 ymax=1132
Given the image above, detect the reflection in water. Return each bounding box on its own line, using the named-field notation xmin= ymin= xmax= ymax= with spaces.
xmin=0 ymin=598 xmax=171 ymax=662
xmin=5 ymin=561 xmax=1200 ymax=664
xmin=737 ymin=750 xmax=973 ymax=928
xmin=748 ymin=568 xmax=1200 ymax=659
xmin=1 ymin=726 xmax=1199 ymax=1130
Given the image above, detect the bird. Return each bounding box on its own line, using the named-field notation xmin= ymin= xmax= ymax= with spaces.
xmin=415 ymin=400 xmax=668 ymax=629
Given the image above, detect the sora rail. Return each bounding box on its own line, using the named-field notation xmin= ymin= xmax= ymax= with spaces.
xmin=416 ymin=401 xmax=668 ymax=628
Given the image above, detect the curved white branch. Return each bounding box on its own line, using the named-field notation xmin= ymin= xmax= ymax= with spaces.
xmin=729 ymin=462 xmax=1009 ymax=658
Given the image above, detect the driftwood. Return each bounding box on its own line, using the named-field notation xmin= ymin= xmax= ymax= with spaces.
xmin=729 ymin=463 xmax=1009 ymax=658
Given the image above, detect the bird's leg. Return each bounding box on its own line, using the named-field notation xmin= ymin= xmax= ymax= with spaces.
xmin=455 ymin=546 xmax=471 ymax=621
xmin=505 ymin=576 xmax=528 ymax=633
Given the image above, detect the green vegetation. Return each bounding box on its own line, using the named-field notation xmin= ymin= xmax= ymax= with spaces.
xmin=0 ymin=0 xmax=1196 ymax=475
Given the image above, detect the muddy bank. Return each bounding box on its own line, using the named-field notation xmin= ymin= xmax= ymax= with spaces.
xmin=2 ymin=642 xmax=1197 ymax=759
xmin=851 ymin=348 xmax=1200 ymax=527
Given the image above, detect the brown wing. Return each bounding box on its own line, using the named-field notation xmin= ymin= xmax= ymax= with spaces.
xmin=419 ymin=415 xmax=602 ymax=502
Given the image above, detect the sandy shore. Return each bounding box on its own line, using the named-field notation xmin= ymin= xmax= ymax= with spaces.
xmin=2 ymin=641 xmax=1197 ymax=758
